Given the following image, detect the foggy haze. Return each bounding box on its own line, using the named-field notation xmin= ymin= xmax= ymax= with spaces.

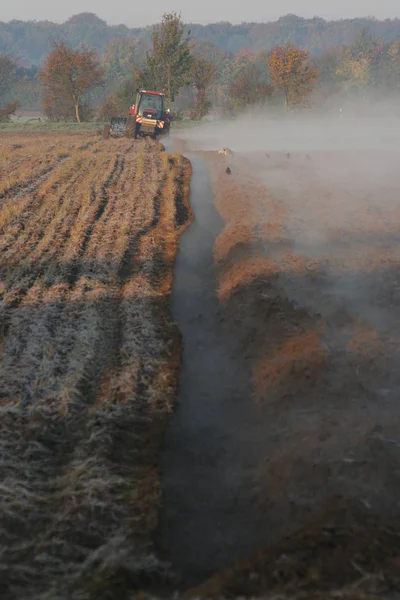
xmin=176 ymin=110 xmax=400 ymax=153
xmin=2 ymin=0 xmax=400 ymax=26
xmin=174 ymin=106 xmax=400 ymax=341
xmin=163 ymin=102 xmax=400 ymax=584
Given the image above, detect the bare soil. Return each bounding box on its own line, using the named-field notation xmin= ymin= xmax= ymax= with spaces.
xmin=0 ymin=131 xmax=191 ymax=600
xmin=160 ymin=146 xmax=400 ymax=598
xmin=3 ymin=129 xmax=400 ymax=600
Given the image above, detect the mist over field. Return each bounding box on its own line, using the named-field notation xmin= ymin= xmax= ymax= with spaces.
xmin=174 ymin=108 xmax=400 ymax=343
xmin=176 ymin=106 xmax=400 ymax=152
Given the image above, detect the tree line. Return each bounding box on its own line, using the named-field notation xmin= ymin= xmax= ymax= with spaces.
xmin=2 ymin=13 xmax=400 ymax=123
xmin=2 ymin=13 xmax=400 ymax=65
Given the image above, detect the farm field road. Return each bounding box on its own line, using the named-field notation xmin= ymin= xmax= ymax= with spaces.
xmin=160 ymin=140 xmax=400 ymax=596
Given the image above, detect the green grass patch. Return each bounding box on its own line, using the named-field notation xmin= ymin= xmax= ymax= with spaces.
xmin=0 ymin=120 xmax=105 ymax=132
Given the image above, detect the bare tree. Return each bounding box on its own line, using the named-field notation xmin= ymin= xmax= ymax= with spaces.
xmin=0 ymin=53 xmax=19 ymax=122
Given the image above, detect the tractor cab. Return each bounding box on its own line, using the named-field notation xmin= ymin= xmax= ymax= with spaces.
xmin=130 ymin=90 xmax=167 ymax=119
xmin=138 ymin=92 xmax=164 ymax=118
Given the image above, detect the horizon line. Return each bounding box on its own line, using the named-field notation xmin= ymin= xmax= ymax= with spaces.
xmin=2 ymin=12 xmax=400 ymax=28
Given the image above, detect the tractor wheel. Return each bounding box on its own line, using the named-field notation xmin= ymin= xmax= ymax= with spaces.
xmin=102 ymin=124 xmax=110 ymax=140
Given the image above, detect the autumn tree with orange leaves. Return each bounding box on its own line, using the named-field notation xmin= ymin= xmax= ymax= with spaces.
xmin=40 ymin=41 xmax=104 ymax=122
xmin=268 ymin=44 xmax=318 ymax=109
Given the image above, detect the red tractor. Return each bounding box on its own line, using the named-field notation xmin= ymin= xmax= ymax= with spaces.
xmin=103 ymin=89 xmax=171 ymax=139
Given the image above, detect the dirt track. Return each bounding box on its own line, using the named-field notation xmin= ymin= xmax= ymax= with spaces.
xmin=160 ymin=141 xmax=400 ymax=596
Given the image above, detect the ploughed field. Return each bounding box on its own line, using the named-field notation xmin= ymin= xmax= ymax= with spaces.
xmin=184 ymin=148 xmax=400 ymax=598
xmin=0 ymin=132 xmax=191 ymax=600
xmin=2 ymin=129 xmax=400 ymax=600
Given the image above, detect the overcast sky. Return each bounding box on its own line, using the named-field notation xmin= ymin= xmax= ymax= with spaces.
xmin=1 ymin=0 xmax=400 ymax=26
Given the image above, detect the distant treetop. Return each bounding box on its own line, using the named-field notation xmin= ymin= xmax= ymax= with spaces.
xmin=66 ymin=13 xmax=107 ymax=27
